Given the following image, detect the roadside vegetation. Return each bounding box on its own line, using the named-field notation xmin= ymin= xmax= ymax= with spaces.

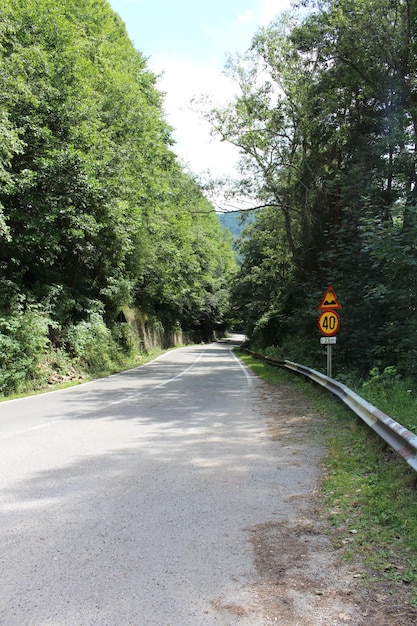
xmin=200 ymin=0 xmax=417 ymax=383
xmin=0 ymin=309 xmax=167 ymax=401
xmin=0 ymin=0 xmax=236 ymax=397
xmin=237 ymin=350 xmax=417 ymax=609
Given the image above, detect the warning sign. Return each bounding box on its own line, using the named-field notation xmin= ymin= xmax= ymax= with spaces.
xmin=318 ymin=285 xmax=342 ymax=310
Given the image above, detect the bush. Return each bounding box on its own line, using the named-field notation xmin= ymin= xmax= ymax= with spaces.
xmin=64 ymin=312 xmax=117 ymax=373
xmin=0 ymin=302 xmax=154 ymax=397
xmin=0 ymin=307 xmax=51 ymax=394
xmin=111 ymin=321 xmax=137 ymax=357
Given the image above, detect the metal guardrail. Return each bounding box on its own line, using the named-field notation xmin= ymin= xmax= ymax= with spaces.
xmin=243 ymin=349 xmax=417 ymax=472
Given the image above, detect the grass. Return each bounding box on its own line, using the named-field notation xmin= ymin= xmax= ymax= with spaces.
xmin=357 ymin=372 xmax=417 ymax=434
xmin=236 ymin=349 xmax=417 ymax=607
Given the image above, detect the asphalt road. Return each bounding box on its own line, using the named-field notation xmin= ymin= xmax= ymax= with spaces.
xmin=0 ymin=336 xmax=323 ymax=625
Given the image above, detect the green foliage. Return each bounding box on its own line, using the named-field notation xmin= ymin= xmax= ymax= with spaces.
xmin=135 ymin=169 xmax=236 ymax=335
xmin=65 ymin=311 xmax=115 ymax=372
xmin=0 ymin=306 xmax=51 ymax=393
xmin=205 ymin=0 xmax=417 ymax=379
xmin=0 ymin=302 xmax=150 ymax=397
xmin=0 ymin=0 xmax=169 ymax=308
xmin=358 ymin=367 xmax=417 ymax=434
xmin=0 ymin=0 xmax=236 ymax=391
xmin=228 ymin=207 xmax=293 ymax=339
xmin=111 ymin=321 xmax=138 ymax=358
xmin=322 ymin=411 xmax=417 ymax=605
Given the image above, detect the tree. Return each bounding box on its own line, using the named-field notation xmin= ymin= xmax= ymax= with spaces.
xmin=0 ymin=0 xmax=236 ymax=342
xmin=203 ymin=0 xmax=417 ymax=375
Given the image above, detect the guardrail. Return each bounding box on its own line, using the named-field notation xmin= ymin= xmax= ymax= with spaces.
xmin=243 ymin=349 xmax=417 ymax=473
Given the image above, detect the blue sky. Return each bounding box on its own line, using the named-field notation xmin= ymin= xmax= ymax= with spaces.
xmin=107 ymin=0 xmax=293 ymax=177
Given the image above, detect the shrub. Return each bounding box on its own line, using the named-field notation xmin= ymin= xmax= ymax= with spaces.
xmin=111 ymin=321 xmax=137 ymax=357
xmin=64 ymin=312 xmax=117 ymax=373
xmin=0 ymin=307 xmax=51 ymax=394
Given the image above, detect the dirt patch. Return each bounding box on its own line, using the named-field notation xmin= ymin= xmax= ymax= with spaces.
xmin=244 ymin=513 xmax=417 ymax=625
xmin=247 ymin=516 xmax=362 ymax=625
xmin=258 ymin=382 xmax=322 ymax=444
xmin=224 ymin=379 xmax=417 ymax=625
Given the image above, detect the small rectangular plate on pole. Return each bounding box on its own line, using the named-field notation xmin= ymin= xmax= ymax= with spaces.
xmin=320 ymin=336 xmax=336 ymax=344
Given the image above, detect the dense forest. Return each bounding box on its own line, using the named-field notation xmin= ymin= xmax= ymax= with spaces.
xmin=0 ymin=0 xmax=236 ymax=395
xmin=206 ymin=0 xmax=417 ymax=379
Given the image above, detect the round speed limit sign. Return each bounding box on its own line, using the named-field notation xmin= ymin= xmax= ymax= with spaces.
xmin=318 ymin=310 xmax=340 ymax=336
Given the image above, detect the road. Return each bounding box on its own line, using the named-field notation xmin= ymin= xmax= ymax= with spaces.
xmin=0 ymin=336 xmax=351 ymax=625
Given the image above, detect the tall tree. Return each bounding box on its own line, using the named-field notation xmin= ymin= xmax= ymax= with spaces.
xmin=205 ymin=0 xmax=417 ymax=374
xmin=0 ymin=0 xmax=235 ymax=336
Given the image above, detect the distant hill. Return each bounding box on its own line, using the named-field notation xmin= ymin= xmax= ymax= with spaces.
xmin=219 ymin=211 xmax=256 ymax=238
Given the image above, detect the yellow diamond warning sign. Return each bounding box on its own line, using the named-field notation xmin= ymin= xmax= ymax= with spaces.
xmin=318 ymin=285 xmax=342 ymax=311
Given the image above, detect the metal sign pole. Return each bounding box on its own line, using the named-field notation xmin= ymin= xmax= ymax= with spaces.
xmin=327 ymin=344 xmax=332 ymax=378
xmin=321 ymin=336 xmax=336 ymax=377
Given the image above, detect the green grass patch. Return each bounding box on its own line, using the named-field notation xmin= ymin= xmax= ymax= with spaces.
xmin=354 ymin=366 xmax=417 ymax=434
xmin=236 ymin=349 xmax=417 ymax=607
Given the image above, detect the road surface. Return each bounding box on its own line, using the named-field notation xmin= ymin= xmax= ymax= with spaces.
xmin=0 ymin=337 xmax=359 ymax=625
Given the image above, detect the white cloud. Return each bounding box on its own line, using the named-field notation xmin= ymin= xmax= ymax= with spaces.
xmin=145 ymin=1 xmax=294 ymax=180
xmin=237 ymin=10 xmax=255 ymax=25
xmin=153 ymin=55 xmax=240 ymax=177
xmin=258 ymin=0 xmax=291 ymax=25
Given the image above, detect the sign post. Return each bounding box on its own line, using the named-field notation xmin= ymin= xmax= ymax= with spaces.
xmin=318 ymin=285 xmax=341 ymax=377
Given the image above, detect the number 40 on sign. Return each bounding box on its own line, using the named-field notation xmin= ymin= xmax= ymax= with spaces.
xmin=318 ymin=309 xmax=340 ymax=336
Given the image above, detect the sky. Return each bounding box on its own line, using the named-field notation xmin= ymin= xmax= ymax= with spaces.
xmin=107 ymin=0 xmax=293 ymax=179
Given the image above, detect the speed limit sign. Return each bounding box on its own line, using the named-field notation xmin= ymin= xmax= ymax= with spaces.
xmin=318 ymin=310 xmax=340 ymax=336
